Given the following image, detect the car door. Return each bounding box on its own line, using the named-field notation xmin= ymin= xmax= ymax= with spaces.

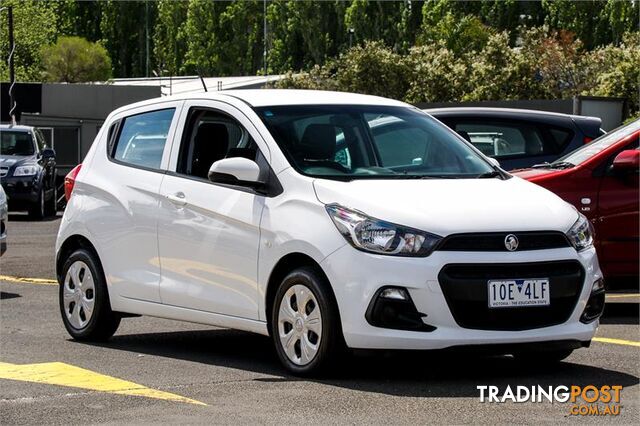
xmin=88 ymin=103 xmax=182 ymax=303
xmin=594 ymin=141 xmax=639 ymax=278
xmin=157 ymin=100 xmax=269 ymax=319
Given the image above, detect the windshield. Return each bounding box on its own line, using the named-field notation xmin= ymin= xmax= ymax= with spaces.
xmin=255 ymin=105 xmax=496 ymax=180
xmin=1 ymin=130 xmax=35 ymax=156
xmin=553 ymin=119 xmax=640 ymax=167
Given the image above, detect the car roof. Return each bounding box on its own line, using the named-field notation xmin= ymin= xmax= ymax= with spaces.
xmin=111 ymin=89 xmax=410 ymax=116
xmin=0 ymin=124 xmax=34 ymax=132
xmin=424 ymin=107 xmax=585 ymax=120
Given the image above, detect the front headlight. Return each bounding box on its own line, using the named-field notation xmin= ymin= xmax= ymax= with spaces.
xmin=13 ymin=165 xmax=39 ymax=177
xmin=566 ymin=213 xmax=594 ymax=251
xmin=326 ymin=204 xmax=441 ymax=257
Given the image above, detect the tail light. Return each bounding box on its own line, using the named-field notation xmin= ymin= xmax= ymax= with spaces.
xmin=583 ymin=136 xmax=593 ymax=144
xmin=64 ymin=164 xmax=82 ymax=201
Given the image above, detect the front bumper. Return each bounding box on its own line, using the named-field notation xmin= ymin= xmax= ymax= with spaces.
xmin=321 ymin=245 xmax=601 ymax=350
xmin=1 ymin=176 xmax=40 ymax=206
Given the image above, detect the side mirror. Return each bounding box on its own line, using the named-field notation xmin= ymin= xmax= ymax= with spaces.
xmin=208 ymin=157 xmax=262 ymax=186
xmin=611 ymin=150 xmax=639 ymax=174
xmin=488 ymin=157 xmax=500 ymax=168
xmin=41 ymin=147 xmax=56 ymax=159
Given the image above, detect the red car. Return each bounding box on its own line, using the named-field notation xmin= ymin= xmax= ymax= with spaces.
xmin=514 ymin=119 xmax=639 ymax=287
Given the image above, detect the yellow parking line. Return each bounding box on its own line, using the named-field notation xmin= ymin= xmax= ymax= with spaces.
xmin=606 ymin=293 xmax=640 ymax=299
xmin=0 ymin=275 xmax=57 ymax=285
xmin=0 ymin=361 xmax=206 ymax=406
xmin=593 ymin=337 xmax=640 ymax=348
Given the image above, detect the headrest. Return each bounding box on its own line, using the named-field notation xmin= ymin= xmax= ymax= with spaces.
xmin=195 ymin=123 xmax=229 ymax=153
xmin=299 ymin=124 xmax=337 ymax=161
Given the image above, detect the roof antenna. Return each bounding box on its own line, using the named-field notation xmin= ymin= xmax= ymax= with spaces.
xmin=197 ymin=68 xmax=208 ymax=92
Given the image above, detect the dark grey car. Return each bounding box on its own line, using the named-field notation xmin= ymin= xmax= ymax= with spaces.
xmin=426 ymin=107 xmax=604 ymax=170
xmin=0 ymin=125 xmax=57 ymax=219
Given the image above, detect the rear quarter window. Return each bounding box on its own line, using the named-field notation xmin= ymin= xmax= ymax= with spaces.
xmin=110 ymin=108 xmax=175 ymax=170
xmin=448 ymin=118 xmax=572 ymax=158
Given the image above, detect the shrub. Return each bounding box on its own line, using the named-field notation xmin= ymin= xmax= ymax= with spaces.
xmin=41 ymin=36 xmax=112 ymax=83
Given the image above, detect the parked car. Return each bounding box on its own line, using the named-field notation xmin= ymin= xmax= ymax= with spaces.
xmin=426 ymin=107 xmax=604 ymax=170
xmin=0 ymin=125 xmax=58 ymax=219
xmin=0 ymin=185 xmax=7 ymax=256
xmin=514 ymin=119 xmax=639 ymax=288
xmin=57 ymin=90 xmax=604 ymax=375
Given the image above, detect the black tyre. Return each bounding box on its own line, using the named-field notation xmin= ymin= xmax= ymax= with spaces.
xmin=28 ymin=188 xmax=45 ymax=219
xmin=59 ymin=248 xmax=120 ymax=341
xmin=514 ymin=349 xmax=573 ymax=364
xmin=44 ymin=186 xmax=57 ymax=217
xmin=270 ymin=266 xmax=345 ymax=376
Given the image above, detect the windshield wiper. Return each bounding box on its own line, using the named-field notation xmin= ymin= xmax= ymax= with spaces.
xmin=532 ymin=161 xmax=574 ymax=169
xmin=476 ymin=170 xmax=502 ymax=179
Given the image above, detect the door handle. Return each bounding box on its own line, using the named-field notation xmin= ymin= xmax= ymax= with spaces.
xmin=166 ymin=192 xmax=187 ymax=206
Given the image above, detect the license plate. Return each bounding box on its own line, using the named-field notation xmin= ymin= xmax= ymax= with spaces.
xmin=488 ymin=279 xmax=550 ymax=308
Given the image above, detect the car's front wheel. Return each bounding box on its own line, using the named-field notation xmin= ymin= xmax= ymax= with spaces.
xmin=59 ymin=248 xmax=121 ymax=341
xmin=44 ymin=186 xmax=57 ymax=217
xmin=270 ymin=266 xmax=345 ymax=376
xmin=28 ymin=188 xmax=45 ymax=219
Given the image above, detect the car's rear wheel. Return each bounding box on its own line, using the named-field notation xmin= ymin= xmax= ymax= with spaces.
xmin=271 ymin=266 xmax=344 ymax=376
xmin=59 ymin=248 xmax=120 ymax=341
xmin=28 ymin=188 xmax=45 ymax=219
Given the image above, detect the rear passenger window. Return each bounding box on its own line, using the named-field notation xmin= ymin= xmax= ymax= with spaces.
xmin=453 ymin=121 xmax=551 ymax=158
xmin=112 ymin=108 xmax=175 ymax=169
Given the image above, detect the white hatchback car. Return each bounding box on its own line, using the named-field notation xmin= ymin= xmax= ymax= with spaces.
xmin=57 ymin=90 xmax=604 ymax=375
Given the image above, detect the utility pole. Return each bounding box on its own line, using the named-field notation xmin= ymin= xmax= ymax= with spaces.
xmin=7 ymin=6 xmax=16 ymax=125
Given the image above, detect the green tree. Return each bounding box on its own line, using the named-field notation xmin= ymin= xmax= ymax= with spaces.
xmin=419 ymin=1 xmax=494 ymax=54
xmin=404 ymin=42 xmax=468 ymax=103
xmin=583 ymin=33 xmax=640 ymax=115
xmin=0 ymin=0 xmax=59 ymax=81
xmin=41 ymin=36 xmax=111 ymax=82
xmin=153 ymin=0 xmax=189 ymax=75
xmin=267 ymin=1 xmax=347 ymax=73
xmin=542 ymin=0 xmax=639 ymax=49
xmin=100 ymin=0 xmax=156 ymax=78
xmin=183 ymin=0 xmax=226 ymax=75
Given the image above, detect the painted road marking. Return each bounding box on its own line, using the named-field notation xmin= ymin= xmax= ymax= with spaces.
xmin=593 ymin=337 xmax=640 ymax=348
xmin=0 ymin=361 xmax=206 ymax=405
xmin=606 ymin=293 xmax=640 ymax=299
xmin=0 ymin=275 xmax=57 ymax=285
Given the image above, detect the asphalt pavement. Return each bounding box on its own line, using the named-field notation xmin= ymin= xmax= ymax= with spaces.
xmin=0 ymin=213 xmax=638 ymax=424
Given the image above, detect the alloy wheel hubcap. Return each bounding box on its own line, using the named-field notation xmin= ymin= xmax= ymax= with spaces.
xmin=63 ymin=261 xmax=95 ymax=329
xmin=277 ymin=284 xmax=322 ymax=366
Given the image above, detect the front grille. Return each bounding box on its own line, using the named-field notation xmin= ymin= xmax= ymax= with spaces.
xmin=436 ymin=231 xmax=571 ymax=252
xmin=438 ymin=261 xmax=584 ymax=331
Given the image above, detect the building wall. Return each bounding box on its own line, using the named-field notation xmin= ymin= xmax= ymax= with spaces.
xmin=16 ymin=83 xmax=161 ymax=178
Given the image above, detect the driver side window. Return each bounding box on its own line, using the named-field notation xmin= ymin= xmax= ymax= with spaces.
xmin=177 ymin=108 xmax=262 ymax=181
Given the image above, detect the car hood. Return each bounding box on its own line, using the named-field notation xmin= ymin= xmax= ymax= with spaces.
xmin=0 ymin=154 xmax=35 ymax=168
xmin=312 ymin=176 xmax=578 ymax=236
xmin=511 ymin=167 xmax=561 ymax=179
